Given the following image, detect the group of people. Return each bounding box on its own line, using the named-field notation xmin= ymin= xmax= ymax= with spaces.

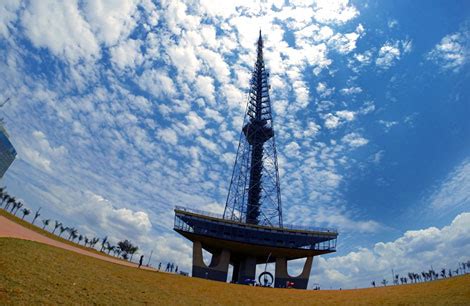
xmin=137 ymin=255 xmax=179 ymax=275
xmin=156 ymin=262 xmax=178 ymax=273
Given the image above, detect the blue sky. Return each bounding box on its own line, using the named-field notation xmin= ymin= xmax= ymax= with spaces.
xmin=0 ymin=0 xmax=469 ymax=289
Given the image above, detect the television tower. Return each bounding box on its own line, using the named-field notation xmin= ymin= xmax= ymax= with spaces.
xmin=174 ymin=32 xmax=338 ymax=289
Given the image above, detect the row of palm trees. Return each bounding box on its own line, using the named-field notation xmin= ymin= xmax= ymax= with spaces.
xmin=371 ymin=262 xmax=470 ymax=287
xmin=1 ymin=187 xmax=140 ymax=262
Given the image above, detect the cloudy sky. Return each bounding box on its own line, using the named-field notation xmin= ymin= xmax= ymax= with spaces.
xmin=0 ymin=0 xmax=469 ymax=289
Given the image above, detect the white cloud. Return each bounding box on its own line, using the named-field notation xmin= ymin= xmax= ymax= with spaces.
xmin=428 ymin=159 xmax=470 ymax=213
xmin=342 ymin=132 xmax=368 ymax=148
xmin=304 ymin=121 xmax=321 ymax=137
xmin=314 ymin=212 xmax=470 ymax=289
xmin=167 ymin=43 xmax=200 ymax=81
xmin=375 ymin=41 xmax=401 ymax=69
xmin=0 ymin=0 xmax=21 ymax=37
xmin=323 ymin=110 xmax=355 ymax=129
xmin=427 ymin=31 xmax=469 ymax=72
xmin=378 ymin=120 xmax=398 ymax=132
xmin=19 ymin=130 xmax=67 ymax=172
xmin=353 ymin=50 xmax=372 ymax=65
xmin=316 ymin=82 xmax=334 ymax=97
xmin=388 ymin=19 xmax=398 ymax=29
xmin=340 ymin=86 xmax=362 ymax=95
xmin=157 ymin=128 xmax=178 ymax=146
xmin=285 ymin=141 xmax=301 ymax=158
xmin=324 ymin=113 xmax=341 ymax=129
xmin=195 ymin=75 xmax=216 ymax=103
xmin=328 ymin=25 xmax=363 ymax=54
xmin=21 ymin=0 xmax=100 ymax=63
xmin=186 ymin=111 xmax=206 ymax=131
xmin=336 ymin=110 xmax=356 ymax=121
xmin=82 ymin=0 xmax=139 ymax=46
xmin=110 ymin=38 xmax=143 ymax=70
xmin=138 ymin=69 xmax=176 ymax=98
xmin=313 ymin=0 xmax=359 ymax=25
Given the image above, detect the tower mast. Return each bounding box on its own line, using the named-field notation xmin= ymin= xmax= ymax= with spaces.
xmin=223 ymin=31 xmax=282 ymax=226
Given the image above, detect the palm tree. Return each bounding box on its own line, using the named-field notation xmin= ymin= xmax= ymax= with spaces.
xmin=381 ymin=279 xmax=388 ymax=286
xmin=0 ymin=187 xmax=6 ymax=206
xmin=106 ymin=243 xmax=114 ymax=255
xmin=9 ymin=200 xmax=18 ymax=213
xmin=58 ymin=226 xmax=67 ymax=237
xmin=0 ymin=192 xmax=8 ymax=207
xmin=31 ymin=207 xmax=41 ymax=225
xmin=42 ymin=219 xmax=50 ymax=230
xmin=78 ymin=235 xmax=83 ymax=245
xmin=84 ymin=237 xmax=89 ymax=247
xmin=21 ymin=208 xmax=31 ymax=220
xmin=5 ymin=196 xmax=16 ymax=211
xmin=91 ymin=237 xmax=99 ymax=248
xmin=408 ymin=272 xmax=413 ymax=283
xmin=430 ymin=269 xmax=438 ymax=280
xmin=52 ymin=220 xmax=62 ymax=234
xmin=440 ymin=269 xmax=446 ymax=278
xmin=129 ymin=246 xmax=139 ymax=262
xmin=13 ymin=201 xmax=23 ymax=215
xmin=100 ymin=236 xmax=108 ymax=252
xmin=68 ymin=228 xmax=78 ymax=240
xmin=0 ymin=192 xmax=9 ymax=208
xmin=71 ymin=232 xmax=78 ymax=242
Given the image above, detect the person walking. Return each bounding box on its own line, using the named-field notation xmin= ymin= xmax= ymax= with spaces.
xmin=158 ymin=262 xmax=162 ymax=271
xmin=166 ymin=262 xmax=170 ymax=272
xmin=139 ymin=255 xmax=144 ymax=268
xmin=175 ymin=265 xmax=178 ymax=273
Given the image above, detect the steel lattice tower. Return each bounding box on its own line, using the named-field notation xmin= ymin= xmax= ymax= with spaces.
xmin=173 ymin=32 xmax=338 ymax=289
xmin=223 ymin=31 xmax=283 ymax=227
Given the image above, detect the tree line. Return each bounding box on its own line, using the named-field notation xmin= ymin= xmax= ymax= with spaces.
xmin=0 ymin=187 xmax=140 ymax=262
xmin=371 ymin=262 xmax=470 ymax=288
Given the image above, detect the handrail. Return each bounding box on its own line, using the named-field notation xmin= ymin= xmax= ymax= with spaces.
xmin=174 ymin=205 xmax=338 ymax=234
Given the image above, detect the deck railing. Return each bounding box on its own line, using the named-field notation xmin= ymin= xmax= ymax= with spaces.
xmin=174 ymin=205 xmax=338 ymax=234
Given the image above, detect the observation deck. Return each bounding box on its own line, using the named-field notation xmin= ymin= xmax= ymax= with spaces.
xmin=174 ymin=206 xmax=337 ymax=264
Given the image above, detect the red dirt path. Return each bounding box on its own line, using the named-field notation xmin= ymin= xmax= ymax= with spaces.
xmin=0 ymin=215 xmax=155 ymax=271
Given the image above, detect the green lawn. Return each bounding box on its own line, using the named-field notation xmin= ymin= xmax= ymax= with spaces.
xmin=1 ymin=238 xmax=469 ymax=305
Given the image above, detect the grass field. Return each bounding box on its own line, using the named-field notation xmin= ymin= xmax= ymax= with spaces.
xmin=0 ymin=209 xmax=123 ymax=261
xmin=1 ymin=238 xmax=469 ymax=305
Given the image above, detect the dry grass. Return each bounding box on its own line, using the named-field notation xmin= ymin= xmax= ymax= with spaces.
xmin=1 ymin=238 xmax=469 ymax=305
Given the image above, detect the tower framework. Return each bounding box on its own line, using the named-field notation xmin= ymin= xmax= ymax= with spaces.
xmin=223 ymin=32 xmax=282 ymax=227
xmin=174 ymin=32 xmax=338 ymax=289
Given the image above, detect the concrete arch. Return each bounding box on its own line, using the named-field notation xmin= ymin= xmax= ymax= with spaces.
xmin=274 ymin=256 xmax=314 ymax=289
xmin=192 ymin=241 xmax=230 ymax=281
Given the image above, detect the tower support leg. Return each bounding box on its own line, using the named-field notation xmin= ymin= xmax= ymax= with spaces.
xmin=231 ymin=262 xmax=240 ymax=283
xmin=274 ymin=256 xmax=313 ymax=289
xmin=237 ymin=256 xmax=257 ymax=284
xmin=191 ymin=241 xmax=230 ymax=282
